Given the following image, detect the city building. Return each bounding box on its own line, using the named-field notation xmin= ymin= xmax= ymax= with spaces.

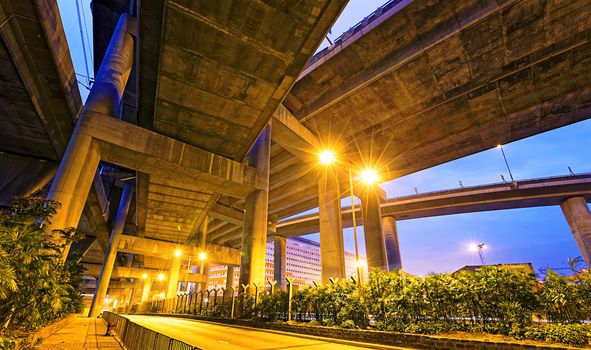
xmin=207 ymin=237 xmax=359 ymax=290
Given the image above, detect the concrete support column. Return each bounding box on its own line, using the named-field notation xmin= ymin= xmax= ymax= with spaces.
xmin=360 ymin=188 xmax=388 ymax=271
xmin=88 ymin=184 xmax=134 ymax=317
xmin=274 ymin=235 xmax=287 ymax=290
xmin=382 ymin=216 xmax=402 ymax=270
xmin=239 ymin=125 xmax=271 ymax=294
xmin=560 ymin=197 xmax=591 ymax=265
xmin=318 ymin=167 xmax=345 ymax=283
xmin=46 ymin=14 xmax=135 ymax=259
xmin=140 ymin=278 xmax=152 ymax=302
xmin=225 ymin=266 xmax=235 ymax=292
xmin=166 ymin=255 xmax=182 ymax=299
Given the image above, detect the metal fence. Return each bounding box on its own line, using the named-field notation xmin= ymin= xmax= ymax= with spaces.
xmin=102 ymin=311 xmax=202 ymax=350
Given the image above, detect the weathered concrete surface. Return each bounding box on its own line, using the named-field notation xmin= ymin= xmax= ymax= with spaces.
xmin=318 ymin=167 xmax=345 ymax=282
xmin=273 ymin=234 xmax=287 ymax=290
xmin=83 ymin=263 xmax=207 ymax=283
xmin=271 ymin=0 xmax=591 ymax=221
xmin=116 ymin=235 xmax=241 ymax=266
xmin=239 ymin=125 xmax=271 ymax=293
xmin=139 ymin=0 xmax=348 ymax=161
xmin=0 ymin=0 xmax=81 ymax=205
xmin=89 ymin=184 xmax=134 ymax=317
xmin=383 ymin=216 xmax=402 ymax=271
xmin=277 ymin=174 xmax=591 ymax=237
xmin=560 ymin=197 xmax=591 ymax=265
xmin=360 ymin=187 xmax=388 ymax=271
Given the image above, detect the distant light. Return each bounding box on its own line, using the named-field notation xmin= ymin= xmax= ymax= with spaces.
xmin=199 ymin=252 xmax=207 ymax=261
xmin=469 ymin=243 xmax=486 ymax=252
xmin=355 ymin=259 xmax=367 ymax=268
xmin=496 ymin=144 xmax=502 ymax=149
xmin=142 ymin=273 xmax=148 ymax=279
xmin=159 ymin=293 xmax=165 ymax=299
xmin=174 ymin=249 xmax=182 ymax=257
xmin=318 ymin=150 xmax=335 ymax=165
xmin=359 ymin=168 xmax=379 ymax=185
xmin=157 ymin=273 xmax=165 ymax=281
xmin=204 ymin=298 xmax=209 ymax=303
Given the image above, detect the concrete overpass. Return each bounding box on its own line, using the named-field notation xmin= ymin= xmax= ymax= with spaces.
xmin=2 ymin=0 xmax=591 ymax=317
xmin=276 ymin=173 xmax=591 ymax=236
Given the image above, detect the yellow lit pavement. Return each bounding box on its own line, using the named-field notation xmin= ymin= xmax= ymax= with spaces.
xmin=35 ymin=317 xmax=123 ymax=349
xmin=124 ymin=315 xmax=410 ymax=350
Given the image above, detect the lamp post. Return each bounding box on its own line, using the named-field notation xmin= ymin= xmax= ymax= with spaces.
xmin=496 ymin=144 xmax=514 ymax=182
xmin=348 ymin=169 xmax=362 ymax=284
xmin=470 ymin=242 xmax=486 ymax=265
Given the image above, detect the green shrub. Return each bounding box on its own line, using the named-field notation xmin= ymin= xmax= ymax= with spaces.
xmin=524 ymin=324 xmax=591 ymax=346
xmin=0 ymin=198 xmax=84 ymax=339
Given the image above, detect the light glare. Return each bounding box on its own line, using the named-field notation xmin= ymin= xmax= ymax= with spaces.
xmin=174 ymin=249 xmax=182 ymax=257
xmin=360 ymin=168 xmax=379 ymax=185
xmin=157 ymin=273 xmax=165 ymax=281
xmin=142 ymin=273 xmax=148 ymax=279
xmin=199 ymin=252 xmax=207 ymax=260
xmin=319 ymin=150 xmax=335 ymax=165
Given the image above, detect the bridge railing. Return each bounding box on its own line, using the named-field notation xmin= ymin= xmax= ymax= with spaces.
xmin=102 ymin=311 xmax=201 ymax=350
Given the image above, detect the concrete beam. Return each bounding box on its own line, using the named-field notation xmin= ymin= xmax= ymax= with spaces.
xmin=116 ymin=235 xmax=240 ymax=266
xmin=271 ymin=105 xmax=320 ymax=161
xmin=76 ymin=111 xmax=266 ymax=199
xmin=276 ymin=174 xmax=591 ymax=237
xmin=209 ymin=203 xmax=244 ymax=226
xmin=83 ymin=264 xmax=207 ymax=283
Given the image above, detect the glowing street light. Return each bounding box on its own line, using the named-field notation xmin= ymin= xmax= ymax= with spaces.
xmin=469 ymin=242 xmax=487 ymax=265
xmin=359 ymin=168 xmax=379 ymax=185
xmin=198 ymin=252 xmax=207 ymax=260
xmin=157 ymin=273 xmax=165 ymax=281
xmin=141 ymin=273 xmax=148 ymax=279
xmin=174 ymin=249 xmax=182 ymax=257
xmin=318 ymin=150 xmax=335 ymax=165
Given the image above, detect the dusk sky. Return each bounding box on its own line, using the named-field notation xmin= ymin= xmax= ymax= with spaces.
xmin=59 ymin=0 xmax=591 ymax=277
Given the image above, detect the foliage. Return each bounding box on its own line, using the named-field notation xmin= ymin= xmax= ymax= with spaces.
xmin=523 ymin=323 xmax=591 ymax=346
xmin=0 ymin=197 xmax=84 ymax=336
xmin=227 ymin=266 xmax=591 ymax=346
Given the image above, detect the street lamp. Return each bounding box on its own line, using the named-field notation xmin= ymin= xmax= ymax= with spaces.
xmin=174 ymin=249 xmax=182 ymax=257
xmin=359 ymin=168 xmax=379 ymax=185
xmin=157 ymin=273 xmax=165 ymax=281
xmin=496 ymin=144 xmax=514 ymax=183
xmin=469 ymin=242 xmax=486 ymax=265
xmin=141 ymin=273 xmax=148 ymax=279
xmin=348 ymin=169 xmax=362 ymax=285
xmin=319 ymin=150 xmax=335 ymax=165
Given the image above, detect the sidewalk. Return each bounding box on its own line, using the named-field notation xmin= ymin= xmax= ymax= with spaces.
xmin=35 ymin=316 xmax=123 ymax=349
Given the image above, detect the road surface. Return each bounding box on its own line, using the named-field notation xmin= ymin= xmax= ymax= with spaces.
xmin=124 ymin=315 xmax=409 ymax=350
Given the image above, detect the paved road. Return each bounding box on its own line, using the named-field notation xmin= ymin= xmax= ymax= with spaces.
xmin=125 ymin=315 xmax=409 ymax=350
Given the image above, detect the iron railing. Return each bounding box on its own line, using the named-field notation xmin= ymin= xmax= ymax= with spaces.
xmin=102 ymin=311 xmax=202 ymax=350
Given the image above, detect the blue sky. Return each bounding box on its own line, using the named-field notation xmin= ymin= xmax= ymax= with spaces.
xmin=59 ymin=0 xmax=591 ymax=277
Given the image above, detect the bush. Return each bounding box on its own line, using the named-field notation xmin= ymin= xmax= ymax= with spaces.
xmin=524 ymin=324 xmax=591 ymax=346
xmin=0 ymin=198 xmax=84 ymax=339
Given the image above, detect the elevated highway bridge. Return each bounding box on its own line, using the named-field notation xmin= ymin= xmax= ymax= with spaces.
xmin=1 ymin=0 xmax=591 ymax=317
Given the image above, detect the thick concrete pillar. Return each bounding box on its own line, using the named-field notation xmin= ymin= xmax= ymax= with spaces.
xmin=166 ymin=255 xmax=182 ymax=299
xmin=560 ymin=197 xmax=591 ymax=265
xmin=382 ymin=216 xmax=402 ymax=270
xmin=274 ymin=235 xmax=287 ymax=290
xmin=239 ymin=125 xmax=271 ymax=294
xmin=225 ymin=266 xmax=236 ymax=292
xmin=88 ymin=184 xmax=134 ymax=317
xmin=360 ymin=187 xmax=388 ymax=271
xmin=318 ymin=167 xmax=346 ymax=283
xmin=140 ymin=278 xmax=152 ymax=302
xmin=46 ymin=14 xmax=135 ymax=258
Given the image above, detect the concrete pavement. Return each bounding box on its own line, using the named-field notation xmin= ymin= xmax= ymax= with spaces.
xmin=125 ymin=315 xmax=410 ymax=350
xmin=35 ymin=317 xmax=122 ymax=349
